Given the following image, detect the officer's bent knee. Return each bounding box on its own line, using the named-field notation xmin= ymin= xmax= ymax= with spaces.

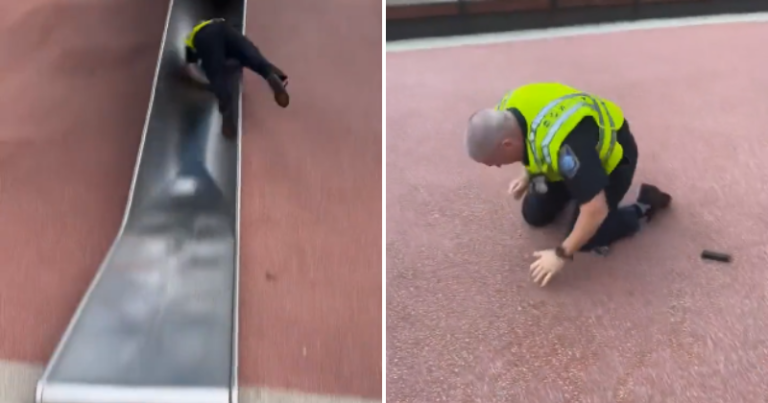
xmin=521 ymin=203 xmax=555 ymax=228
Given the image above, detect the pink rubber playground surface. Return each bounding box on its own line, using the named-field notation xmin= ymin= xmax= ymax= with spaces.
xmin=0 ymin=0 xmax=381 ymax=401
xmin=387 ymin=21 xmax=768 ymax=402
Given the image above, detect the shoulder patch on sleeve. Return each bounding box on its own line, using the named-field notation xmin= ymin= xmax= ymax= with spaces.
xmin=558 ymin=144 xmax=580 ymax=179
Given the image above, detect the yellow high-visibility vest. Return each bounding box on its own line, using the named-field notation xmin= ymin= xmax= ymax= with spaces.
xmin=184 ymin=18 xmax=224 ymax=51
xmin=496 ymin=82 xmax=625 ymax=181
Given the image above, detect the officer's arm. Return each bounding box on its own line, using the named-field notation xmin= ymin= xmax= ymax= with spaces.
xmin=558 ymin=119 xmax=610 ymax=256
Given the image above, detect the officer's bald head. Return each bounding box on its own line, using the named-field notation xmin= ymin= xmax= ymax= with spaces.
xmin=465 ymin=108 xmax=524 ymax=167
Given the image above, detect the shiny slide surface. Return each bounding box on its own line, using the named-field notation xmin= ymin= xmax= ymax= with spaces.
xmin=35 ymin=0 xmax=245 ymax=402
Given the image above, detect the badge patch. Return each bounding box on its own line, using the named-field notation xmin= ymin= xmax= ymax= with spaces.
xmin=558 ymin=144 xmax=580 ymax=179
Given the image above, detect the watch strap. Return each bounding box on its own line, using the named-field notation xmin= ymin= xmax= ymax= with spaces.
xmin=555 ymin=246 xmax=573 ymax=260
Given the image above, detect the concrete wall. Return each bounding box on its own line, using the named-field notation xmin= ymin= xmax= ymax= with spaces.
xmin=387 ymin=0 xmax=768 ymax=40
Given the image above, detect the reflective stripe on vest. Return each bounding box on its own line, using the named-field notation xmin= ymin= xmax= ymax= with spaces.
xmin=185 ymin=19 xmax=220 ymax=50
xmin=528 ymin=93 xmax=618 ymax=173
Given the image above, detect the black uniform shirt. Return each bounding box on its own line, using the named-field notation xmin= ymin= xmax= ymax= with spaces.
xmin=185 ymin=46 xmax=199 ymax=64
xmin=555 ymin=118 xmax=609 ymax=204
xmin=510 ymin=108 xmax=611 ymax=205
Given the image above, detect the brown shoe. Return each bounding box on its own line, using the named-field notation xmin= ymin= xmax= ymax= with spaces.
xmin=266 ymin=73 xmax=289 ymax=108
xmin=637 ymin=183 xmax=672 ymax=221
xmin=271 ymin=65 xmax=289 ymax=86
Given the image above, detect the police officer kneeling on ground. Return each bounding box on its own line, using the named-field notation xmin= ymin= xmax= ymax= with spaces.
xmin=182 ymin=18 xmax=289 ymax=139
xmin=465 ymin=82 xmax=672 ymax=287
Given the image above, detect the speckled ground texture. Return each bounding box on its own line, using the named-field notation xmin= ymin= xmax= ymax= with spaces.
xmin=0 ymin=0 xmax=382 ymax=401
xmin=386 ymin=21 xmax=768 ymax=403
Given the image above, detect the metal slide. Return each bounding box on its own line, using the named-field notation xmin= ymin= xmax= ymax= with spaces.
xmin=36 ymin=0 xmax=245 ymax=402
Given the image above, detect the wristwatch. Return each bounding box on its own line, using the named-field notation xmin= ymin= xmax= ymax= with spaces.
xmin=555 ymin=246 xmax=573 ymax=260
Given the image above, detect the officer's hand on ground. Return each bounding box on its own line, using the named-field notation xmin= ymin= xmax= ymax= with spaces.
xmin=508 ymin=174 xmax=529 ymax=200
xmin=530 ymin=250 xmax=565 ymax=287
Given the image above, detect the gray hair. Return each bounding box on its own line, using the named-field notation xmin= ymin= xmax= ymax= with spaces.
xmin=464 ymin=108 xmax=517 ymax=162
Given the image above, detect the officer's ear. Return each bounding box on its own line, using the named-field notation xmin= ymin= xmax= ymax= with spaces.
xmin=500 ymin=138 xmax=514 ymax=149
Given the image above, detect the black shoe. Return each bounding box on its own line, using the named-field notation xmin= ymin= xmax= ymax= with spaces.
xmin=266 ymin=68 xmax=289 ymax=107
xmin=637 ymin=183 xmax=672 ymax=222
xmin=592 ymin=246 xmax=611 ymax=257
xmin=221 ymin=113 xmax=237 ymax=140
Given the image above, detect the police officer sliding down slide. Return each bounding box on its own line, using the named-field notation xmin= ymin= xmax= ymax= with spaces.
xmin=465 ymin=83 xmax=672 ymax=287
xmin=182 ymin=18 xmax=289 ymax=139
